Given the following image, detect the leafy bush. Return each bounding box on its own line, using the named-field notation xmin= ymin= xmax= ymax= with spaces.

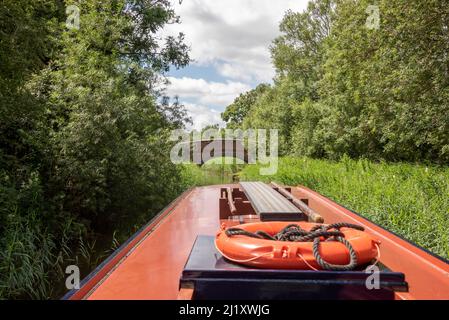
xmin=0 ymin=0 xmax=190 ymax=299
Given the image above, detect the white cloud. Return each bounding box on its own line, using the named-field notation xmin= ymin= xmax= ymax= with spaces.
xmin=161 ymin=0 xmax=311 ymax=129
xmin=218 ymin=63 xmax=252 ymax=82
xmin=164 ymin=0 xmax=310 ymax=83
xmin=184 ymin=103 xmax=225 ymax=131
xmin=166 ymin=76 xmax=251 ymax=107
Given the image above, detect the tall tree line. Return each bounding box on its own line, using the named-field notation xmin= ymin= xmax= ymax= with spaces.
xmin=0 ymin=0 xmax=190 ymax=298
xmin=222 ymin=0 xmax=449 ymax=163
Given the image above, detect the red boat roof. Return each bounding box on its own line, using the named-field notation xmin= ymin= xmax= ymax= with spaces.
xmin=65 ymin=184 xmax=449 ymax=300
xmin=73 ymin=186 xmax=223 ymax=300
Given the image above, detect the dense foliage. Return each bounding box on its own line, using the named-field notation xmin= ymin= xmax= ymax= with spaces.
xmin=241 ymin=157 xmax=449 ymax=260
xmin=2 ymin=0 xmax=449 ymax=299
xmin=222 ymin=0 xmax=449 ymax=163
xmin=0 ymin=0 xmax=190 ymax=299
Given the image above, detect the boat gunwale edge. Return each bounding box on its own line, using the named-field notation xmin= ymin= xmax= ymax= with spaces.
xmin=61 ymin=188 xmax=195 ymax=300
xmin=298 ymin=185 xmax=449 ymax=266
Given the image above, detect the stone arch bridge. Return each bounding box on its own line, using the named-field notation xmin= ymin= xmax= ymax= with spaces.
xmin=183 ymin=139 xmax=250 ymax=166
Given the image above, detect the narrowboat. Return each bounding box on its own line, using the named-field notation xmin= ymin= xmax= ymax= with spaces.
xmin=63 ymin=182 xmax=449 ymax=300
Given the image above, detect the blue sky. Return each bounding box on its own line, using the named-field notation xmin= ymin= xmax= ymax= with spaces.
xmin=162 ymin=0 xmax=310 ymax=130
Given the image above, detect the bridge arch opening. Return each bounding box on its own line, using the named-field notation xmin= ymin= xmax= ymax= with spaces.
xmin=188 ymin=139 xmax=249 ymax=166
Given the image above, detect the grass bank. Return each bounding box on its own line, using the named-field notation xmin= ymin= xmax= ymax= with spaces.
xmin=240 ymin=156 xmax=449 ymax=260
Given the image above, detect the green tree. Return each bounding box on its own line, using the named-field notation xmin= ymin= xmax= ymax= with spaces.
xmin=228 ymin=0 xmax=449 ymax=163
xmin=36 ymin=0 xmax=191 ymax=230
xmin=225 ymin=0 xmax=335 ymax=154
xmin=320 ymin=0 xmax=449 ymax=161
xmin=271 ymin=0 xmax=334 ymax=102
xmin=1 ymin=0 xmax=191 ymax=299
xmin=0 ymin=0 xmax=64 ymax=299
xmin=222 ymin=84 xmax=271 ymax=129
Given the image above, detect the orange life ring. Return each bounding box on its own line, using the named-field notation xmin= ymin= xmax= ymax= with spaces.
xmin=215 ymin=222 xmax=381 ymax=270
